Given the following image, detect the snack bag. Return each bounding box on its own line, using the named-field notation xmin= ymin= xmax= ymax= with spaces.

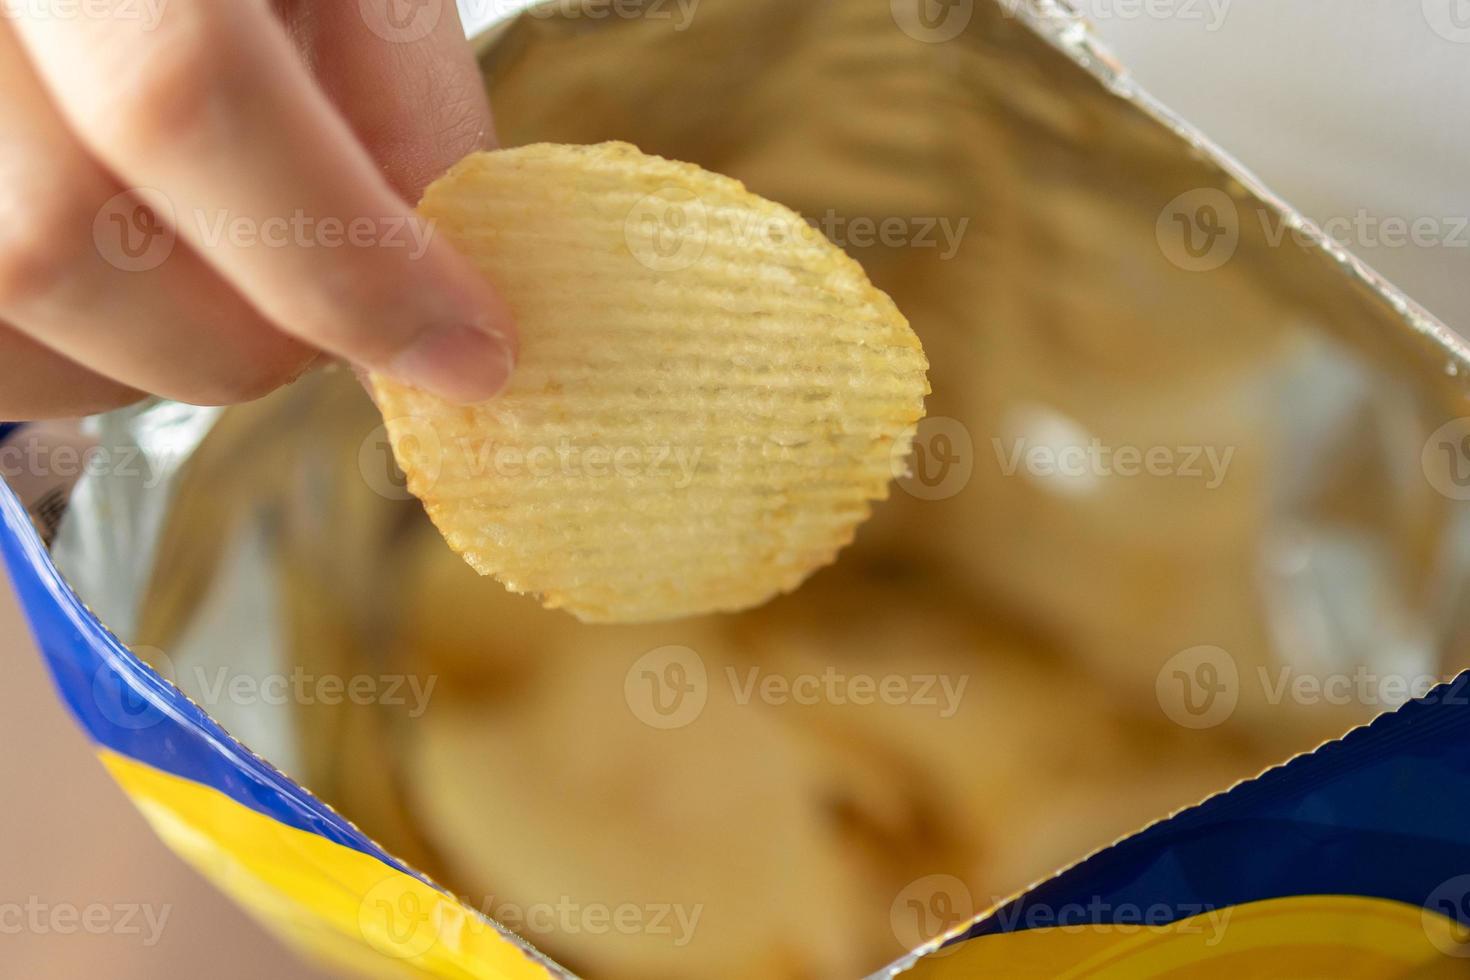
xmin=4 ymin=1 xmax=1470 ymax=977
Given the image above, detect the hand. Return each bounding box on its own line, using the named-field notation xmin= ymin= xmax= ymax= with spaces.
xmin=0 ymin=0 xmax=518 ymax=419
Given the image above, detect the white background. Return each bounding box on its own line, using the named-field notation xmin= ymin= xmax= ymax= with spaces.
xmin=1076 ymin=0 xmax=1470 ymax=333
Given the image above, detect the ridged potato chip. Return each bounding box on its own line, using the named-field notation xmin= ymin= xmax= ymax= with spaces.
xmin=370 ymin=142 xmax=929 ymax=623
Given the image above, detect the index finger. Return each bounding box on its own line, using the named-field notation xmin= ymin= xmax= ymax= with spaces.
xmin=285 ymin=0 xmax=498 ymax=201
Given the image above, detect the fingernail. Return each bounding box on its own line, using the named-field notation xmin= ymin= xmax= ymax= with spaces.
xmin=387 ymin=322 xmax=517 ymax=403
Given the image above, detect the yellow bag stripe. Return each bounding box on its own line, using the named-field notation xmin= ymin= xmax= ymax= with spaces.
xmin=98 ymin=749 xmax=557 ymax=980
xmin=903 ymin=893 xmax=1468 ymax=978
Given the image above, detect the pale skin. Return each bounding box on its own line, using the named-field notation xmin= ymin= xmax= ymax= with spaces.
xmin=0 ymin=0 xmax=519 ymax=420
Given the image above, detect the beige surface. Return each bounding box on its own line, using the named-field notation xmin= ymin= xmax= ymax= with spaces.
xmin=0 ymin=581 xmax=332 ymax=980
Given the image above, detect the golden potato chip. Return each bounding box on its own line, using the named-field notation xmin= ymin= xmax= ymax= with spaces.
xmin=370 ymin=142 xmax=929 ymax=623
xmin=404 ymin=620 xmax=884 ymax=980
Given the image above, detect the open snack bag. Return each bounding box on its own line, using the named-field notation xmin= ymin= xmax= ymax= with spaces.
xmin=5 ymin=1 xmax=1470 ymax=977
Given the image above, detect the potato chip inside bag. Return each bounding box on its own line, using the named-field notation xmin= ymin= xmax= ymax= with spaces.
xmin=5 ymin=1 xmax=1470 ymax=978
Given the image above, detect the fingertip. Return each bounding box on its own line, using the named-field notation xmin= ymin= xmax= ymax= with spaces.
xmin=384 ymin=319 xmax=517 ymax=404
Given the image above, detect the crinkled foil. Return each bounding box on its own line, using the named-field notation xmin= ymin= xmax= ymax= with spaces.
xmin=41 ymin=0 xmax=1470 ymax=976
